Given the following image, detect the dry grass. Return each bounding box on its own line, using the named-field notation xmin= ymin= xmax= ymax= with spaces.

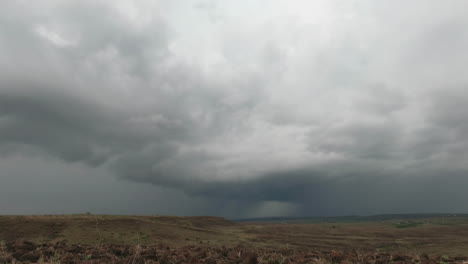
xmin=241 ymin=218 xmax=468 ymax=255
xmin=1 ymin=215 xmax=468 ymax=256
xmin=0 ymin=215 xmax=247 ymax=248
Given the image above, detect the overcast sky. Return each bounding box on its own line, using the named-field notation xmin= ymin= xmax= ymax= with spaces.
xmin=1 ymin=0 xmax=468 ymax=218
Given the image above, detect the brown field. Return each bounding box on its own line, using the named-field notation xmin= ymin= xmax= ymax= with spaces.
xmin=1 ymin=215 xmax=468 ymax=263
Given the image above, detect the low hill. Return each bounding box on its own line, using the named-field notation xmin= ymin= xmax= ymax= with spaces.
xmin=0 ymin=215 xmax=241 ymax=247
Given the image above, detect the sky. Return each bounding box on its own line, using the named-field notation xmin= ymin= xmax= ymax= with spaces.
xmin=1 ymin=0 xmax=468 ymax=218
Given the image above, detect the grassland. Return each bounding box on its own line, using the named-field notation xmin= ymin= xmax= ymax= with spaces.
xmin=1 ymin=214 xmax=468 ymax=256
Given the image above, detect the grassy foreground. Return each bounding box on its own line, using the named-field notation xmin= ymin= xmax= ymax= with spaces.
xmin=1 ymin=215 xmax=468 ymax=256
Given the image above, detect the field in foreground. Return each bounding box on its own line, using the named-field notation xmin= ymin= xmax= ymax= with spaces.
xmin=1 ymin=215 xmax=468 ymax=263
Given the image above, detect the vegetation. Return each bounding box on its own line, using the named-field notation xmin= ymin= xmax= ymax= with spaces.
xmin=1 ymin=214 xmax=468 ymax=262
xmin=1 ymin=240 xmax=467 ymax=264
xmin=393 ymin=221 xmax=423 ymax=228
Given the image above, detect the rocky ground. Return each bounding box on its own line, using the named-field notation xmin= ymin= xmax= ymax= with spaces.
xmin=1 ymin=240 xmax=467 ymax=264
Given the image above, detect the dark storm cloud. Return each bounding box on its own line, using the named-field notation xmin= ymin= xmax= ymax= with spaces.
xmin=0 ymin=84 xmax=166 ymax=166
xmin=2 ymin=0 xmax=468 ymax=217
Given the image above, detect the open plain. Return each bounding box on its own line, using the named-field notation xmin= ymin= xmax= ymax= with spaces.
xmin=1 ymin=215 xmax=468 ymax=263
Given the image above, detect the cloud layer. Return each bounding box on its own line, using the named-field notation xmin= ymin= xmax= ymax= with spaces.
xmin=1 ymin=0 xmax=468 ymax=217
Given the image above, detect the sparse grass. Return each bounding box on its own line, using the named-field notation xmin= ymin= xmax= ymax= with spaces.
xmin=240 ymin=218 xmax=468 ymax=255
xmin=50 ymin=251 xmax=62 ymax=264
xmin=393 ymin=221 xmax=423 ymax=228
xmin=1 ymin=215 xmax=468 ymax=256
xmin=0 ymin=215 xmax=244 ymax=248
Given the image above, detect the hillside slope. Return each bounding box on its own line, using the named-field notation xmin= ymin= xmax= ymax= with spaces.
xmin=0 ymin=215 xmax=245 ymax=247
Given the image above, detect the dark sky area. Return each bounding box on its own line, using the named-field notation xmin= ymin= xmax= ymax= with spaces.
xmin=1 ymin=0 xmax=468 ymax=218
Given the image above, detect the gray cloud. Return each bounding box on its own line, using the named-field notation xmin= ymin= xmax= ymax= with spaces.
xmin=1 ymin=0 xmax=468 ymax=217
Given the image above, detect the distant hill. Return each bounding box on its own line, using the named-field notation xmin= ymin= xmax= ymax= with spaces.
xmin=233 ymin=213 xmax=468 ymax=223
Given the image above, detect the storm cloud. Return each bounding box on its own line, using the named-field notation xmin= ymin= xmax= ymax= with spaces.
xmin=1 ymin=0 xmax=468 ymax=217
